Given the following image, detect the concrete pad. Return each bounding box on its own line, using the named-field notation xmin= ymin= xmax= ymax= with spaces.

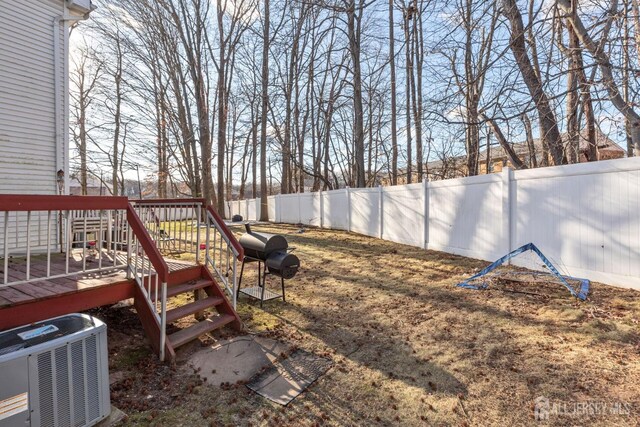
xmin=96 ymin=406 xmax=127 ymax=427
xmin=188 ymin=335 xmax=291 ymax=385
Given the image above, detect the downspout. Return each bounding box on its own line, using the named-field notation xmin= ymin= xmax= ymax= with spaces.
xmin=53 ymin=2 xmax=90 ymax=195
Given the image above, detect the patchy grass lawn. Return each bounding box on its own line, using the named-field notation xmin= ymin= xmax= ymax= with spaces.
xmin=95 ymin=224 xmax=640 ymax=426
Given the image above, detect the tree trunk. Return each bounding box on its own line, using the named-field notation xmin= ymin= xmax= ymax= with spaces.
xmin=251 ymin=101 xmax=258 ymax=197
xmin=259 ymin=0 xmax=270 ymax=221
xmin=112 ymin=48 xmax=122 ymax=196
xmin=559 ymin=0 xmax=640 ymax=155
xmin=403 ymin=4 xmax=413 ymax=183
xmin=502 ymin=0 xmax=565 ymax=165
xmin=347 ymin=0 xmax=366 ymax=188
xmin=388 ymin=0 xmax=398 ymax=185
xmin=412 ymin=0 xmax=424 ymax=182
xmin=482 ymin=114 xmax=527 ymax=170
xmin=522 ymin=114 xmax=538 ymax=168
xmin=566 ymin=9 xmax=580 ymax=164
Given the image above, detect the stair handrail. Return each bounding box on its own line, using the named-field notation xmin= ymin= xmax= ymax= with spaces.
xmin=126 ymin=203 xmax=170 ymax=360
xmin=206 ymin=206 xmax=244 ymax=260
xmin=126 ymin=204 xmax=169 ymax=282
xmin=130 ymin=198 xmax=207 ymax=265
xmin=204 ymin=206 xmax=243 ymax=309
xmin=131 ymin=197 xmax=206 ymax=206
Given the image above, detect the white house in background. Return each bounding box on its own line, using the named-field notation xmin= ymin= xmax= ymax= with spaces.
xmin=0 ymin=0 xmax=94 ymax=195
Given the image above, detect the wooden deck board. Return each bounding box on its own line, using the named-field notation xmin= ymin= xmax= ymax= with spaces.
xmin=0 ymin=251 xmax=199 ymax=313
xmin=0 ymin=287 xmax=32 ymax=304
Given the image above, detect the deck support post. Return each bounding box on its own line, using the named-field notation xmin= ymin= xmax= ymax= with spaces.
xmin=159 ymin=281 xmax=167 ymax=362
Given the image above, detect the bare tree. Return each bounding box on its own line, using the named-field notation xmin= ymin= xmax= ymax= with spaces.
xmin=70 ymin=42 xmax=103 ymax=195
xmin=502 ymin=0 xmax=564 ymax=165
xmin=260 ymin=0 xmax=270 ymax=220
xmin=388 ymin=0 xmax=399 ymax=184
xmin=559 ymin=0 xmax=640 ymax=155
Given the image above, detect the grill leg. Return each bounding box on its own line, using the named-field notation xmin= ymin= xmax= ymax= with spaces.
xmin=257 ymin=261 xmax=262 ymax=288
xmin=281 ymin=276 xmax=286 ymax=302
xmin=260 ymin=263 xmax=267 ymax=308
xmin=237 ymin=258 xmax=246 ymax=300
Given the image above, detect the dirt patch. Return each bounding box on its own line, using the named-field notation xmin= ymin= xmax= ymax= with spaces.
xmin=88 ymin=224 xmax=640 ymax=426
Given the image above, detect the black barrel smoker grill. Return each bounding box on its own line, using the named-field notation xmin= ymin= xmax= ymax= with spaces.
xmin=238 ymin=224 xmax=300 ymax=306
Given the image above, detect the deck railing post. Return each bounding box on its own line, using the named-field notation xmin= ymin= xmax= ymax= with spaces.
xmin=46 ymin=211 xmax=52 ymax=277
xmin=159 ymin=281 xmax=167 ymax=362
xmin=26 ymin=211 xmax=31 ymax=281
xmin=3 ymin=211 xmax=8 ymax=285
xmin=195 ymin=203 xmax=201 ymax=265
xmin=65 ymin=211 xmax=71 ymax=274
xmin=205 ymin=213 xmax=211 ymax=269
xmin=232 ymin=257 xmax=237 ymax=310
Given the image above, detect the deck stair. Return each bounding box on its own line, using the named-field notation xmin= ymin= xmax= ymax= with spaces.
xmin=129 ymin=201 xmax=245 ymax=361
xmin=0 ymin=196 xmax=243 ymax=363
xmin=133 ymin=266 xmax=242 ymax=361
xmin=164 ymin=266 xmax=241 ymax=348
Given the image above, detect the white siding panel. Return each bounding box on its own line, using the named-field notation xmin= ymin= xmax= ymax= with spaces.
xmin=0 ymin=0 xmax=65 ymax=195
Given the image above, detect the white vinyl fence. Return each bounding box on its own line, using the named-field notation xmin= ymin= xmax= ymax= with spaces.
xmin=228 ymin=157 xmax=640 ymax=290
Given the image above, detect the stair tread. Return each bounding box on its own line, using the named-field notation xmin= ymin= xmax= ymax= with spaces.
xmin=166 ymin=296 xmax=224 ymax=323
xmin=168 ymin=314 xmax=236 ymax=348
xmin=152 ymin=279 xmax=214 ymax=301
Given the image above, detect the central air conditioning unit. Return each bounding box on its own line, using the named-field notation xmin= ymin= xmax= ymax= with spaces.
xmin=0 ymin=314 xmax=110 ymax=427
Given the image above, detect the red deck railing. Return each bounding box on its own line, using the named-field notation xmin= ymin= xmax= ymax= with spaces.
xmin=0 ymin=195 xmax=245 ymax=360
xmin=0 ymin=195 xmax=130 ymax=286
xmin=0 ymin=194 xmax=129 ymax=211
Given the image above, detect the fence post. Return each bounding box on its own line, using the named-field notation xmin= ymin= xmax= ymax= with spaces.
xmin=319 ymin=191 xmax=324 ymax=228
xmin=276 ymin=194 xmax=281 ymax=223
xmin=378 ymin=185 xmax=383 ymax=239
xmin=345 ymin=187 xmax=351 ymax=232
xmin=298 ymin=193 xmax=302 ymax=224
xmin=423 ymin=179 xmax=429 ymax=250
xmin=502 ymin=167 xmax=513 ymax=261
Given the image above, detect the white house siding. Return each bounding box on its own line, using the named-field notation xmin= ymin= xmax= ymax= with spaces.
xmin=0 ymin=0 xmax=66 ymax=195
xmin=0 ymin=1 xmax=78 ymax=257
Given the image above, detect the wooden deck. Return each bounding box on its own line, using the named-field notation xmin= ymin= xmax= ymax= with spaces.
xmin=0 ymin=250 xmax=198 ymax=330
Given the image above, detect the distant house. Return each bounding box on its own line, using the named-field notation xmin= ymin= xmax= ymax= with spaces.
xmin=474 ymin=129 xmax=625 ymax=175
xmin=383 ymin=129 xmax=626 ymax=184
xmin=69 ymin=174 xmax=102 ymax=195
xmin=0 ymin=0 xmax=94 ymax=195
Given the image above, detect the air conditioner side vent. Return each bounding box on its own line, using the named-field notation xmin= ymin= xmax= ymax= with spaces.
xmin=85 ymin=335 xmax=100 ymax=421
xmin=54 ymin=346 xmax=71 ymax=426
xmin=36 ymin=352 xmax=54 ymax=427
